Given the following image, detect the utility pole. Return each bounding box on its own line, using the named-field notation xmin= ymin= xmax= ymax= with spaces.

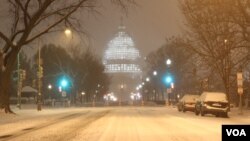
xmin=224 ymin=39 xmax=231 ymax=104
xmin=120 ymin=84 xmax=124 ymax=106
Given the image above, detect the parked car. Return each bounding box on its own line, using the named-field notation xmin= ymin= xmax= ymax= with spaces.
xmin=194 ymin=92 xmax=229 ymax=117
xmin=177 ymin=94 xmax=199 ymax=112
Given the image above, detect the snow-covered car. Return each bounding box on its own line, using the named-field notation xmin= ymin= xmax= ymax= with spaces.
xmin=194 ymin=92 xmax=229 ymax=117
xmin=177 ymin=94 xmax=199 ymax=112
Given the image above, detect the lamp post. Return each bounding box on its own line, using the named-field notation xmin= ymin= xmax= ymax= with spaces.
xmin=153 ymin=70 xmax=157 ymax=76
xmin=93 ymin=90 xmax=97 ymax=107
xmin=64 ymin=28 xmax=74 ymax=103
xmin=37 ymin=43 xmax=43 ymax=111
xmin=81 ymin=91 xmax=85 ymax=105
xmin=166 ymin=58 xmax=172 ymax=106
xmin=224 ymin=39 xmax=231 ymax=106
xmin=120 ymin=84 xmax=124 ymax=106
xmin=48 ymin=84 xmax=52 ymax=101
xmin=166 ymin=59 xmax=172 ymax=66
xmin=152 ymin=70 xmax=158 ymax=100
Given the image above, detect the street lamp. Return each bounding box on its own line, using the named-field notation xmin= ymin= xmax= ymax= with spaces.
xmin=146 ymin=77 xmax=150 ymax=82
xmin=153 ymin=71 xmax=157 ymax=76
xmin=120 ymin=84 xmax=124 ymax=106
xmin=166 ymin=59 xmax=172 ymax=66
xmin=81 ymin=91 xmax=85 ymax=104
xmin=136 ymin=87 xmax=139 ymax=91
xmin=48 ymin=84 xmax=52 ymax=89
xmin=64 ymin=28 xmax=72 ymax=37
xmin=224 ymin=39 xmax=228 ymax=43
xmin=165 ymin=58 xmax=172 ymax=106
xmin=81 ymin=92 xmax=85 ymax=95
xmin=48 ymin=84 xmax=52 ymax=100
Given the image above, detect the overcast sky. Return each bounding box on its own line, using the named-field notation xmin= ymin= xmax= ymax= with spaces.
xmin=1 ymin=0 xmax=184 ymax=58
xmin=47 ymin=0 xmax=184 ymax=58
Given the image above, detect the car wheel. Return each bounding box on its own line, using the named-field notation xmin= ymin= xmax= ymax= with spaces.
xmin=200 ymin=108 xmax=205 ymax=116
xmin=182 ymin=108 xmax=186 ymax=113
xmin=178 ymin=108 xmax=181 ymax=112
xmin=223 ymin=112 xmax=229 ymax=118
xmin=195 ymin=110 xmax=199 ymax=116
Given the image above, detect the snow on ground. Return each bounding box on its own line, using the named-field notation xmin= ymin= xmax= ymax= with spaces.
xmin=0 ymin=106 xmax=250 ymax=141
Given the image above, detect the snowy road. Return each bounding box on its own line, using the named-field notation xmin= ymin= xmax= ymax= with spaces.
xmin=0 ymin=107 xmax=249 ymax=141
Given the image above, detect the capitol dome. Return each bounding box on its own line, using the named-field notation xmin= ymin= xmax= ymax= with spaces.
xmin=103 ymin=26 xmax=141 ymax=73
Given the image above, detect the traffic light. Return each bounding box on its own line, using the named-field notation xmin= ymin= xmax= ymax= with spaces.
xmin=12 ymin=71 xmax=18 ymax=81
xmin=37 ymin=66 xmax=43 ymax=78
xmin=162 ymin=75 xmax=174 ymax=87
xmin=165 ymin=76 xmax=172 ymax=84
xmin=58 ymin=76 xmax=71 ymax=90
xmin=19 ymin=69 xmax=26 ymax=81
xmin=60 ymin=79 xmax=68 ymax=88
xmin=22 ymin=70 xmax=26 ymax=80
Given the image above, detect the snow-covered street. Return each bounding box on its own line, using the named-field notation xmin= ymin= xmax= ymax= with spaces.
xmin=0 ymin=106 xmax=250 ymax=141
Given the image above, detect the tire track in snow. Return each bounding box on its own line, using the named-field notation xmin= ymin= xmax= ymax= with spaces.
xmin=0 ymin=111 xmax=90 ymax=141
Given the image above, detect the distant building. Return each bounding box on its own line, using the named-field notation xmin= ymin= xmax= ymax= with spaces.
xmin=103 ymin=25 xmax=142 ymax=102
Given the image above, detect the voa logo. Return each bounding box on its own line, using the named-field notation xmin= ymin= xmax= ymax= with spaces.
xmin=226 ymin=129 xmax=246 ymax=136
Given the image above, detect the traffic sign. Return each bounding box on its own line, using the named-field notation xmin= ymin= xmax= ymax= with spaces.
xmin=238 ymin=87 xmax=243 ymax=95
xmin=237 ymin=72 xmax=243 ymax=80
xmin=167 ymin=88 xmax=172 ymax=93
xmin=237 ymin=80 xmax=243 ymax=87
xmin=62 ymin=91 xmax=67 ymax=97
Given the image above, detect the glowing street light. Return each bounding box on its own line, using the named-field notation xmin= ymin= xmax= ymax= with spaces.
xmin=64 ymin=28 xmax=72 ymax=37
xmin=81 ymin=92 xmax=85 ymax=95
xmin=136 ymin=87 xmax=139 ymax=90
xmin=48 ymin=84 xmax=52 ymax=100
xmin=48 ymin=84 xmax=52 ymax=90
xmin=224 ymin=39 xmax=228 ymax=43
xmin=146 ymin=77 xmax=150 ymax=82
xmin=166 ymin=59 xmax=172 ymax=66
xmin=153 ymin=71 xmax=157 ymax=76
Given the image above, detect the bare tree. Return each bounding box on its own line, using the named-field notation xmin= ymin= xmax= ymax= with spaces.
xmin=0 ymin=0 xmax=134 ymax=113
xmin=145 ymin=37 xmax=196 ymax=101
xmin=230 ymin=0 xmax=250 ymax=42
xmin=179 ymin=0 xmax=249 ymax=102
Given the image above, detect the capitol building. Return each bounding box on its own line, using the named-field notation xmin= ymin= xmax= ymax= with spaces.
xmin=103 ymin=25 xmax=142 ymax=102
